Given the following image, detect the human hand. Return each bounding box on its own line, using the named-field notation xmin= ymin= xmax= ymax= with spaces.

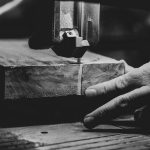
xmin=83 ymin=61 xmax=150 ymax=129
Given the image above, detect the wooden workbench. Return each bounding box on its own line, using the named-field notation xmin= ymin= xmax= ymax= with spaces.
xmin=0 ymin=39 xmax=150 ymax=150
xmin=0 ymin=116 xmax=150 ymax=150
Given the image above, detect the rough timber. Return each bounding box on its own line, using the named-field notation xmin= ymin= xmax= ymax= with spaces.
xmin=0 ymin=40 xmax=125 ymax=100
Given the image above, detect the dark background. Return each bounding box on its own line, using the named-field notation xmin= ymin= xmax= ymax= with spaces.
xmin=0 ymin=0 xmax=150 ymax=67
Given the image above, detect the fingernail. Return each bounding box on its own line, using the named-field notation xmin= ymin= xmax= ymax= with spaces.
xmin=83 ymin=116 xmax=96 ymax=129
xmin=85 ymin=89 xmax=97 ymax=97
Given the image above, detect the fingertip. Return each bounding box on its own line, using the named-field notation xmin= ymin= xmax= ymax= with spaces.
xmin=83 ymin=116 xmax=97 ymax=129
xmin=85 ymin=89 xmax=97 ymax=97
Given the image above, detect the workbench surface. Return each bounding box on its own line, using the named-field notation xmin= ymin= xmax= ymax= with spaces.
xmin=0 ymin=116 xmax=150 ymax=150
xmin=0 ymin=39 xmax=150 ymax=150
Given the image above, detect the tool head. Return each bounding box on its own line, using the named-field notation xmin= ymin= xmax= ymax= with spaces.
xmin=52 ymin=29 xmax=90 ymax=59
xmin=53 ymin=1 xmax=100 ymax=45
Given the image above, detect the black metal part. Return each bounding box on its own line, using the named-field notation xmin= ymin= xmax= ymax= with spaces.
xmin=52 ymin=30 xmax=89 ymax=58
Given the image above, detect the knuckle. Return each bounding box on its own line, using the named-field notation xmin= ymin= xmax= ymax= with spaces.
xmin=115 ymin=76 xmax=127 ymax=90
xmin=129 ymin=69 xmax=143 ymax=85
xmin=99 ymin=85 xmax=107 ymax=95
xmin=139 ymin=70 xmax=150 ymax=85
xmin=119 ymin=95 xmax=129 ymax=108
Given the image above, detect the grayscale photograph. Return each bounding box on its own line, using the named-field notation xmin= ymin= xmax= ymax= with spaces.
xmin=0 ymin=0 xmax=150 ymax=150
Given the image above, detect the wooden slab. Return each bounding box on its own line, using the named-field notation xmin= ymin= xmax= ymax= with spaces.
xmin=0 ymin=118 xmax=150 ymax=150
xmin=0 ymin=40 xmax=125 ymax=100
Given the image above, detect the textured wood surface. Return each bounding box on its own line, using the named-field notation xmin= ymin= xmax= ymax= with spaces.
xmin=0 ymin=116 xmax=150 ymax=150
xmin=0 ymin=40 xmax=125 ymax=100
xmin=3 ymin=62 xmax=124 ymax=99
xmin=0 ymin=40 xmax=149 ymax=150
xmin=0 ymin=39 xmax=118 ymax=66
xmin=81 ymin=62 xmax=124 ymax=95
xmin=5 ymin=65 xmax=79 ymax=99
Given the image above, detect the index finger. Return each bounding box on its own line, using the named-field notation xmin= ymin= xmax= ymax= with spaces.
xmin=85 ymin=69 xmax=138 ymax=98
xmin=84 ymin=86 xmax=150 ymax=129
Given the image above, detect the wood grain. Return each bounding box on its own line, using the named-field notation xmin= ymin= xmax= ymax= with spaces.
xmin=0 ymin=119 xmax=150 ymax=150
xmin=5 ymin=65 xmax=79 ymax=99
xmin=0 ymin=40 xmax=125 ymax=100
xmin=2 ymin=61 xmax=125 ymax=100
xmin=81 ymin=62 xmax=124 ymax=94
